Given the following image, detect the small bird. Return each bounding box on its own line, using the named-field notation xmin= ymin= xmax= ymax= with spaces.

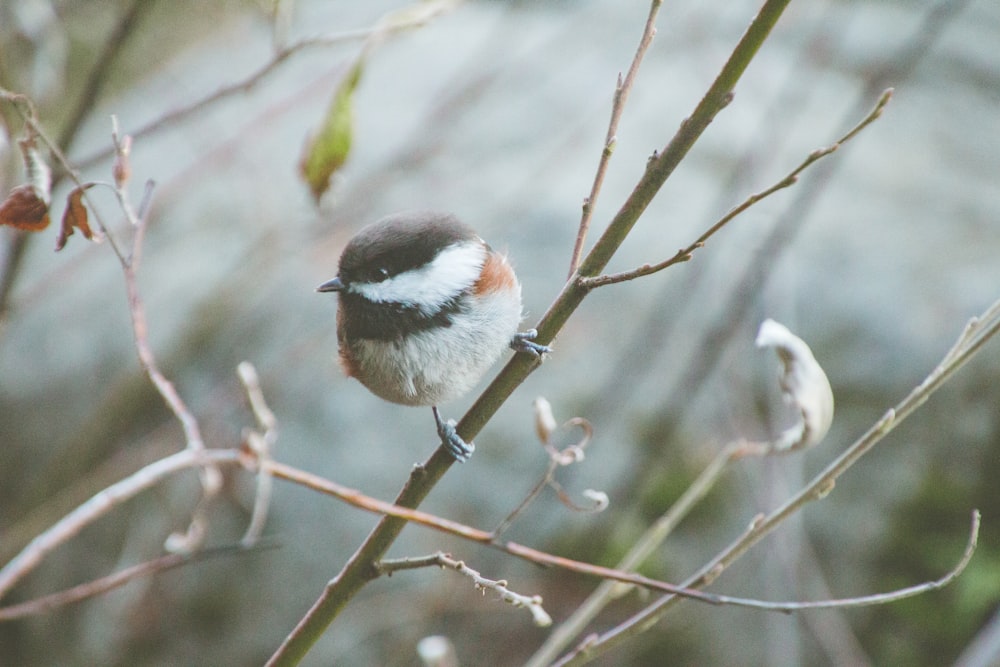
xmin=317 ymin=211 xmax=550 ymax=462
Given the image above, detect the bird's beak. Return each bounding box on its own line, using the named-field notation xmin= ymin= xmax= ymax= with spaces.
xmin=316 ymin=277 xmax=344 ymax=293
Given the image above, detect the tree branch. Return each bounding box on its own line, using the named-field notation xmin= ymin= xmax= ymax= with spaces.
xmin=377 ymin=552 xmax=553 ymax=627
xmin=579 ymin=88 xmax=893 ymax=289
xmin=265 ymin=1 xmax=794 ymax=663
xmin=568 ymin=0 xmax=662 ymax=277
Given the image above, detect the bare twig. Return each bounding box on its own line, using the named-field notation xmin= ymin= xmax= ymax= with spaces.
xmin=493 ymin=400 xmax=596 ymax=538
xmin=0 ymin=448 xmax=243 ymax=601
xmin=526 ymin=441 xmax=741 ymax=667
xmin=553 ymin=511 xmax=981 ymax=666
xmin=579 ymin=89 xmax=893 ymax=290
xmin=377 ymin=552 xmax=552 ymax=627
xmin=105 ymin=162 xmax=223 ymax=552
xmin=264 ymin=456 xmax=977 ymax=617
xmin=0 ymin=542 xmax=268 ymax=622
xmin=737 ymin=510 xmax=980 ymax=612
xmin=237 ymin=361 xmax=278 ymax=546
xmin=75 ymin=7 xmax=462 ymax=171
xmin=568 ymin=0 xmax=663 ymax=277
xmin=0 ymin=0 xmax=152 ymax=321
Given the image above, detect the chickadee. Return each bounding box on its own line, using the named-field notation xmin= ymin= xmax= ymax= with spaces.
xmin=317 ymin=211 xmax=550 ymax=462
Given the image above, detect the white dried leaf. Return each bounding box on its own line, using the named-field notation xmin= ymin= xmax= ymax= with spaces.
xmin=755 ymin=319 xmax=834 ymax=452
xmin=533 ymin=396 xmax=558 ymax=444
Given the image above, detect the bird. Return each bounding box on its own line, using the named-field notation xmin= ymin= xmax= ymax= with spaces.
xmin=316 ymin=211 xmax=551 ymax=462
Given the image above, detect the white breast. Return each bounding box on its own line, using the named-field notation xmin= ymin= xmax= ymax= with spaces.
xmin=347 ymin=282 xmax=523 ymax=406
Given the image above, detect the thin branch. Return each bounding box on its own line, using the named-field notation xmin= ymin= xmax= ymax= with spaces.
xmin=579 ymin=88 xmax=893 ymax=290
xmin=112 ymin=174 xmax=222 ymax=551
xmin=730 ymin=510 xmax=980 ymax=612
xmin=260 ymin=460 xmax=709 ymax=601
xmin=0 ymin=543 xmax=268 ymax=622
xmin=0 ymin=448 xmax=243 ymax=601
xmin=267 ymin=456 xmax=975 ymax=615
xmin=74 ymin=13 xmax=459 ymax=171
xmin=553 ymin=511 xmax=981 ymax=666
xmin=237 ymin=361 xmax=278 ymax=547
xmin=554 ymin=295 xmax=1000 ymax=665
xmin=493 ymin=404 xmax=595 ymax=538
xmin=526 ymin=442 xmax=740 ymax=667
xmin=377 ymin=552 xmax=553 ymax=627
xmin=0 ymin=0 xmax=152 ymax=321
xmin=568 ymin=0 xmax=662 ymax=277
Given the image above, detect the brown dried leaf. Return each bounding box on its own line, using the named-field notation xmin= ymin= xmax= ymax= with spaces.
xmin=0 ymin=184 xmax=51 ymax=231
xmin=56 ymin=184 xmax=97 ymax=251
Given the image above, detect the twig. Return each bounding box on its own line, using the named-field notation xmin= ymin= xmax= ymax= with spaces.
xmin=265 ymin=456 xmax=973 ymax=616
xmin=0 ymin=448 xmax=243 ymax=601
xmin=0 ymin=542 xmax=268 ymax=622
xmin=554 ymin=295 xmax=1000 ymax=665
xmin=526 ymin=442 xmax=740 ymax=667
xmin=493 ymin=403 xmax=595 ymax=538
xmin=377 ymin=552 xmax=552 ymax=627
xmin=732 ymin=510 xmax=980 ymax=612
xmin=237 ymin=361 xmax=278 ymax=547
xmin=74 ymin=13 xmax=458 ymax=172
xmin=109 ymin=166 xmax=222 ymax=551
xmin=266 ymin=2 xmax=795 ymax=663
xmin=0 ymin=0 xmax=151 ymax=322
xmin=568 ymin=0 xmax=662 ymax=277
xmin=258 ymin=459 xmax=712 ymax=604
xmin=579 ymin=89 xmax=893 ymax=290
xmin=1 ymin=441 xmax=977 ymax=629
xmin=553 ymin=511 xmax=981 ymax=666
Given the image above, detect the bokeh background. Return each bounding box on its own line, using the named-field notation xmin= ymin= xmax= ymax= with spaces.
xmin=1 ymin=0 xmax=999 ymax=665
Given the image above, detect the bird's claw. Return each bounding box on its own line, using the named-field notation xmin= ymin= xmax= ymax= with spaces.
xmin=433 ymin=407 xmax=475 ymax=463
xmin=510 ymin=329 xmax=552 ymax=358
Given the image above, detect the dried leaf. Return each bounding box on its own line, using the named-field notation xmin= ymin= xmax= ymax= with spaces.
xmin=533 ymin=397 xmax=558 ymax=444
xmin=755 ymin=319 xmax=835 ymax=452
xmin=299 ymin=59 xmax=363 ymax=202
xmin=19 ymin=135 xmax=51 ymax=206
xmin=0 ymin=184 xmax=51 ymax=231
xmin=0 ymin=135 xmax=53 ymax=232
xmin=56 ymin=184 xmax=97 ymax=251
xmin=113 ymin=134 xmax=132 ymax=187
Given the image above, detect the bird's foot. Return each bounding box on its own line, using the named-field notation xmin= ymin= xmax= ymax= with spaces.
xmin=433 ymin=406 xmax=475 ymax=463
xmin=510 ymin=329 xmax=552 ymax=357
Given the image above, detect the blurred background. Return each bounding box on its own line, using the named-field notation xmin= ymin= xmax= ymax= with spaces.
xmin=1 ymin=0 xmax=998 ymax=665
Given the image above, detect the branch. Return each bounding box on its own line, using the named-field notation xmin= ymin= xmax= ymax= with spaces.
xmin=0 ymin=543 xmax=268 ymax=622
xmin=579 ymin=88 xmax=892 ymax=289
xmin=0 ymin=448 xmax=243 ymax=601
xmin=526 ymin=442 xmax=741 ymax=667
xmin=116 ymin=178 xmax=223 ymax=553
xmin=0 ymin=0 xmax=152 ymax=324
xmin=377 ymin=552 xmax=553 ymax=627
xmin=238 ymin=361 xmax=279 ymax=547
xmin=568 ymin=0 xmax=662 ymax=277
xmin=265 ymin=457 xmax=976 ymax=617
xmin=492 ymin=399 xmax=598 ymax=538
xmin=554 ymin=295 xmax=1000 ymax=664
xmin=266 ymin=2 xmax=794 ymax=663
xmin=728 ymin=510 xmax=980 ymax=612
xmin=74 ymin=7 xmax=461 ymax=171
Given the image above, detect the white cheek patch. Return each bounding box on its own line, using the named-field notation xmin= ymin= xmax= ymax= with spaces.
xmin=350 ymin=241 xmax=486 ymax=312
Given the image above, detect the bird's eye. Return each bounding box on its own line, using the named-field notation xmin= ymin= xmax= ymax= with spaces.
xmin=370 ymin=267 xmax=390 ymax=283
